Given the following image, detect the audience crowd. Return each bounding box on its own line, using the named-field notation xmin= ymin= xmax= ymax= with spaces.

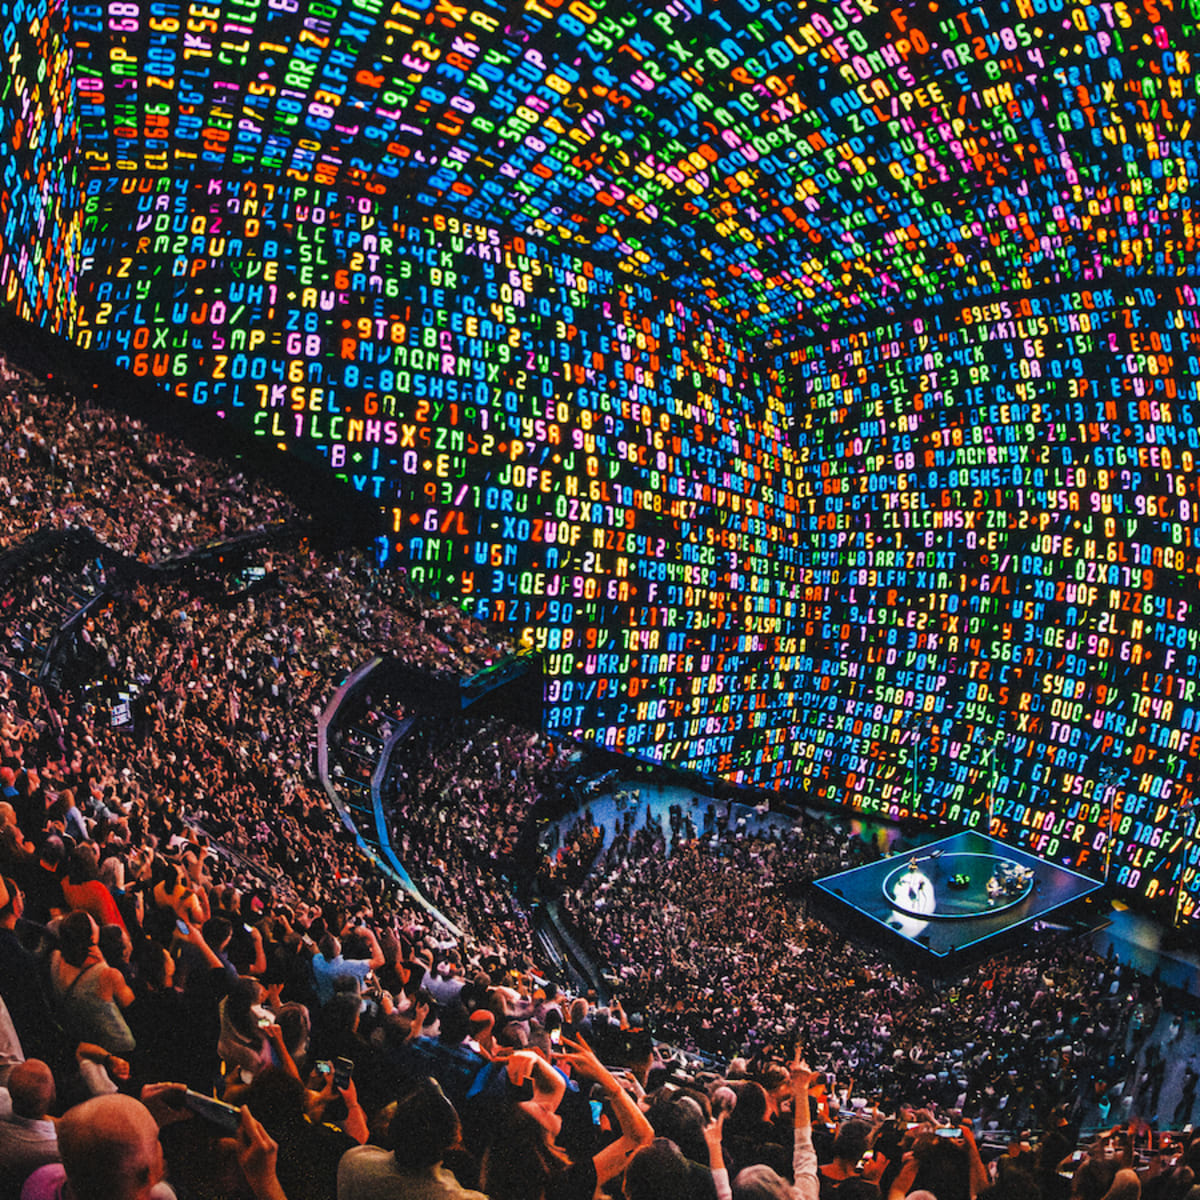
xmin=0 ymin=367 xmax=293 ymax=561
xmin=327 ymin=689 xmax=575 ymax=959
xmin=560 ymin=813 xmax=1172 ymax=1133
xmin=1 ymin=348 xmax=1199 ymax=1200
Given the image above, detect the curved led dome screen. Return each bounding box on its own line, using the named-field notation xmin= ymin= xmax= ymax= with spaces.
xmin=0 ymin=0 xmax=79 ymax=332
xmin=3 ymin=0 xmax=1198 ymax=918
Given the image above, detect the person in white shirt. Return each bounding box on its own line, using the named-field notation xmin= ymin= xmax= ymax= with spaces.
xmin=0 ymin=1059 xmax=58 ymax=1200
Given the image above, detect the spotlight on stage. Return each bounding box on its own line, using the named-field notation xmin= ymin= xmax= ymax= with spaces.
xmin=811 ymin=831 xmax=1103 ymax=969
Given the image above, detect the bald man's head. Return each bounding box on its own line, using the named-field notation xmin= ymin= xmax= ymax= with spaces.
xmin=8 ymin=1058 xmax=54 ymax=1119
xmin=57 ymin=1094 xmax=164 ymax=1200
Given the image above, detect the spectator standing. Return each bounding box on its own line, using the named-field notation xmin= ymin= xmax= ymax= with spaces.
xmin=48 ymin=911 xmax=135 ymax=1057
xmin=0 ymin=1059 xmax=58 ymax=1200
xmin=338 ymin=1076 xmax=486 ymax=1200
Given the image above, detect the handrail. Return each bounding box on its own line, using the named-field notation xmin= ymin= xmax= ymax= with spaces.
xmin=317 ymin=655 xmax=463 ymax=938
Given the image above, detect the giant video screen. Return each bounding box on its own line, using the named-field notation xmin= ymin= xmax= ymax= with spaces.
xmin=0 ymin=0 xmax=80 ymax=332
xmin=5 ymin=0 xmax=1195 ymax=921
xmin=76 ymin=180 xmax=1200 ymax=921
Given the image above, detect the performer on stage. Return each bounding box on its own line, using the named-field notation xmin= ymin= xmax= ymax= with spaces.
xmin=894 ymin=861 xmax=935 ymax=915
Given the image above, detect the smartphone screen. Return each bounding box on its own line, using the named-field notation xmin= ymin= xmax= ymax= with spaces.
xmin=183 ymin=1090 xmax=241 ymax=1134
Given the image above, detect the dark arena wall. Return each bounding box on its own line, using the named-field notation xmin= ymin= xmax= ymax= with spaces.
xmin=2 ymin=0 xmax=1199 ymax=919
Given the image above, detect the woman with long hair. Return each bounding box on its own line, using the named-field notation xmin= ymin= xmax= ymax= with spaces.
xmin=60 ymin=842 xmax=127 ymax=934
xmin=48 ymin=909 xmax=135 ymax=1056
xmin=152 ymin=858 xmax=208 ymax=927
xmin=218 ymin=974 xmax=299 ymax=1093
xmin=482 ymin=1037 xmax=654 ymax=1200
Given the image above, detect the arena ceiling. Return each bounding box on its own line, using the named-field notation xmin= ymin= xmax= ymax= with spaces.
xmin=70 ymin=0 xmax=1198 ymax=344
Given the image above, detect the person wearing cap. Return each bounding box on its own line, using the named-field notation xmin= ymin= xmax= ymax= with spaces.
xmin=336 ymin=1076 xmax=486 ymax=1199
xmin=466 ymin=1010 xmax=496 ymax=1059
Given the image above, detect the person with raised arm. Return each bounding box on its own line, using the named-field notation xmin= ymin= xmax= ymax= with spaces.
xmin=779 ymin=1047 xmax=822 ymax=1200
xmin=482 ymin=1035 xmax=654 ymax=1200
xmin=726 ymin=1047 xmax=821 ymax=1200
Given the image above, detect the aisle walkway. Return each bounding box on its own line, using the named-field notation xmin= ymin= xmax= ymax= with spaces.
xmin=1096 ymin=907 xmax=1200 ymax=999
xmin=1076 ymin=1005 xmax=1200 ymax=1134
xmin=549 ymin=779 xmax=892 ymax=856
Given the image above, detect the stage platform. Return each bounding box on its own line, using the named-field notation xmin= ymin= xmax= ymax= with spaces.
xmin=812 ymin=830 xmax=1105 ymax=970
